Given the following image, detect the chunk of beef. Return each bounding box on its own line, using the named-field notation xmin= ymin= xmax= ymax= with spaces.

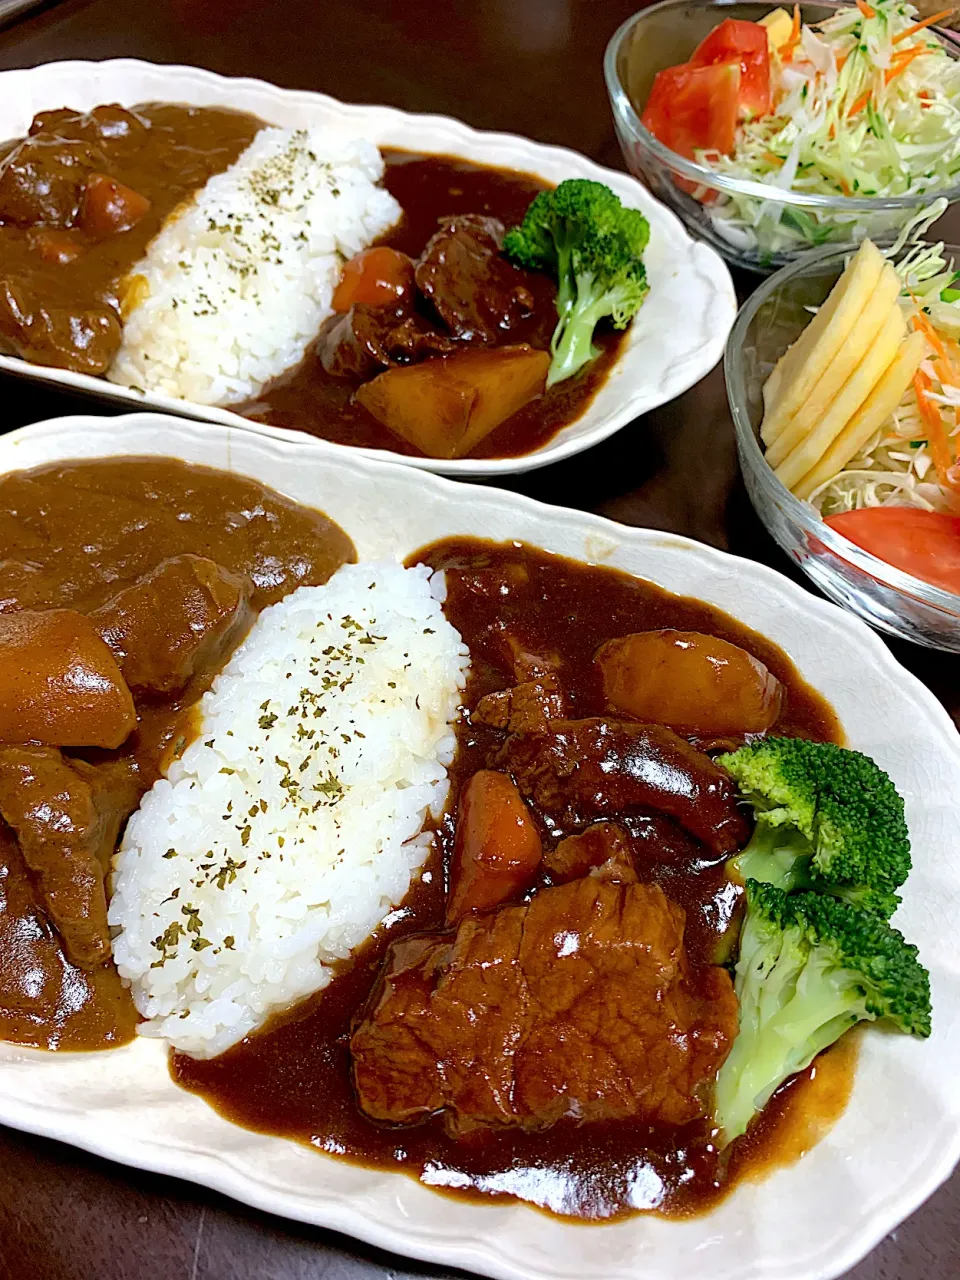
xmin=446 ymin=770 xmax=542 ymax=924
xmin=495 ymin=718 xmax=750 ymax=855
xmin=472 ymin=673 xmax=566 ymax=735
xmin=352 ymin=877 xmax=737 ymax=1134
xmin=0 ymin=279 xmax=121 ymax=372
xmin=317 ymin=302 xmax=456 ymax=381
xmin=415 ymin=215 xmax=535 ymax=343
xmin=0 ymin=135 xmax=107 ymax=228
xmin=91 ymin=554 xmax=252 ymax=695
xmin=545 ymin=821 xmax=636 ymax=884
xmin=0 ymin=746 xmax=139 ymax=968
xmin=0 ymin=608 xmax=136 ymax=748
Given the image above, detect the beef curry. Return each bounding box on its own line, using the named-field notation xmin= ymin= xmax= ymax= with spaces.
xmin=0 ymin=102 xmax=626 ymax=460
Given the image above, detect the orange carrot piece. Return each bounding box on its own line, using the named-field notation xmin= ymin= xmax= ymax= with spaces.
xmin=839 ymin=176 xmax=854 ymax=195
xmin=782 ymin=3 xmax=802 ymax=61
xmin=893 ymin=8 xmax=955 ymax=42
xmin=856 ymin=0 xmax=876 ymax=18
xmin=848 ymin=88 xmax=873 ymax=116
xmin=885 ymin=46 xmax=928 ymax=82
xmin=914 ymin=368 xmax=954 ymax=483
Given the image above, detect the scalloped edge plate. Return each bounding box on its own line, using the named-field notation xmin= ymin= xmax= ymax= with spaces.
xmin=0 ymin=58 xmax=735 ymax=476
xmin=0 ymin=413 xmax=958 ymax=1280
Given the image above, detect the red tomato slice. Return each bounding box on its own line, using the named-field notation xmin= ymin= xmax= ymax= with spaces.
xmin=641 ymin=62 xmax=740 ymax=159
xmin=690 ymin=19 xmax=772 ymax=120
xmin=331 ymin=246 xmax=415 ymax=313
xmin=825 ymin=507 xmax=960 ymax=595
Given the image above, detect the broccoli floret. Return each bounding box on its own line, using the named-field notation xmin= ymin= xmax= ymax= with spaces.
xmin=718 ymin=737 xmax=911 ymax=919
xmin=714 ymin=881 xmax=931 ymax=1145
xmin=503 ymin=179 xmax=650 ymax=386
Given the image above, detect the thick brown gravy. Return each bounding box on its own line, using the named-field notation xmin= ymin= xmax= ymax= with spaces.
xmin=0 ymin=458 xmax=354 ymax=1049
xmin=237 ymin=151 xmax=626 ymax=459
xmin=174 ymin=538 xmax=850 ymax=1222
xmin=0 ymin=104 xmax=262 ymax=371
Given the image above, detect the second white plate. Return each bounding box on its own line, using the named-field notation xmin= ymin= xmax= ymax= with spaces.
xmin=0 ymin=58 xmax=735 ymax=476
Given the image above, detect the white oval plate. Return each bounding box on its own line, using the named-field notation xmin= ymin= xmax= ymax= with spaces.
xmin=1 ymin=413 xmax=959 ymax=1280
xmin=0 ymin=58 xmax=735 ymax=477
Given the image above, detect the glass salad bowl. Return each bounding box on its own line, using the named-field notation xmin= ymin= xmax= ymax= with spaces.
xmin=604 ymin=0 xmax=960 ymax=274
xmin=726 ymin=242 xmax=960 ymax=650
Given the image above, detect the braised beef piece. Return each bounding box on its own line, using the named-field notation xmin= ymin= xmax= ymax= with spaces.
xmin=545 ymin=821 xmax=636 ymax=884
xmin=495 ymin=718 xmax=750 ymax=855
xmin=0 ymin=134 xmax=107 ymax=228
xmin=91 ymin=554 xmax=252 ymax=695
xmin=0 ymin=279 xmax=120 ymax=373
xmin=317 ymin=301 xmax=457 ymax=381
xmin=472 ymin=673 xmax=566 ymax=735
xmin=415 ymin=215 xmax=535 ymax=342
xmin=352 ymin=877 xmax=738 ymax=1135
xmin=0 ymin=746 xmax=140 ymax=969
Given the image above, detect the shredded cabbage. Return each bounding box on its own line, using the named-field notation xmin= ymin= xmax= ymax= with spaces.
xmin=699 ymin=1 xmax=960 ymax=257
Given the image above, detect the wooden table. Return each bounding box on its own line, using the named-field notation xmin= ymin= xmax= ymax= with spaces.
xmin=0 ymin=1 xmax=957 ymax=1276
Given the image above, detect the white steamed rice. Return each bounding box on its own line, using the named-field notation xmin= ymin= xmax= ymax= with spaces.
xmin=109 ymin=561 xmax=469 ymax=1058
xmin=107 ymin=126 xmax=401 ymax=405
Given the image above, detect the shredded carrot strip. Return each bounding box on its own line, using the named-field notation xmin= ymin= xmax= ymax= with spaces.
xmin=893 ymin=8 xmax=955 ymax=42
xmin=782 ymin=3 xmax=802 ymax=61
xmin=912 ymin=307 xmax=950 ymax=362
xmin=885 ymin=46 xmax=928 ymax=82
xmin=848 ymin=88 xmax=873 ymax=116
xmin=856 ymin=0 xmax=876 ymax=17
xmin=839 ymin=176 xmax=854 ymax=195
xmin=764 ymin=151 xmax=785 ymax=165
xmin=835 ymin=50 xmax=849 ymax=71
xmin=914 ymin=368 xmax=954 ymax=482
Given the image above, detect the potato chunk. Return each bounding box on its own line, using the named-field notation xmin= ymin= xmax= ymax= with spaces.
xmin=595 ymin=630 xmax=782 ymax=735
xmin=355 ymin=345 xmax=549 ymax=458
xmin=0 ymin=609 xmax=136 ymax=748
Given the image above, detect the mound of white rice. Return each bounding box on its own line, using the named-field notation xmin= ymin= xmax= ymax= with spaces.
xmin=109 ymin=561 xmax=469 ymax=1058
xmin=107 ymin=127 xmax=401 ymax=405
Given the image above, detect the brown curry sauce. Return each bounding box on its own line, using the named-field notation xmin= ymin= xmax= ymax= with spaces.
xmin=174 ymin=537 xmax=851 ymax=1222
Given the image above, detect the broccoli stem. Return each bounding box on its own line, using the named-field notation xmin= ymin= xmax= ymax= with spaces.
xmin=548 ymin=274 xmax=610 ymax=387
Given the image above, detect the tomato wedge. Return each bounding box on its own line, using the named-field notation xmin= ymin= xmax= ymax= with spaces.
xmin=825 ymin=507 xmax=960 ymax=595
xmin=641 ymin=62 xmax=740 ymax=159
xmin=690 ymin=18 xmax=772 ymax=120
xmin=331 ymin=246 xmax=415 ymax=312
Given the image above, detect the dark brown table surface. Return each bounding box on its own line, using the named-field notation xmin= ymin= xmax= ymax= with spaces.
xmin=0 ymin=1 xmax=958 ymax=1276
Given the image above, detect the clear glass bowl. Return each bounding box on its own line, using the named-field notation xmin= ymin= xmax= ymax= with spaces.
xmin=726 ymin=244 xmax=960 ymax=650
xmin=604 ymin=0 xmax=960 ymax=274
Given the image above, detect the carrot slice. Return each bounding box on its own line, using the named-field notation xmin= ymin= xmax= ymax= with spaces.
xmin=847 ymin=88 xmax=873 ymax=116
xmin=893 ymin=8 xmax=955 ymax=42
xmin=856 ymin=0 xmax=876 ymax=18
